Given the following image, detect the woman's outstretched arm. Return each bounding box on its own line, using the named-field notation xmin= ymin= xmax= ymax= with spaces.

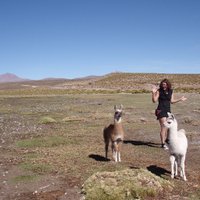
xmin=171 ymin=93 xmax=187 ymax=104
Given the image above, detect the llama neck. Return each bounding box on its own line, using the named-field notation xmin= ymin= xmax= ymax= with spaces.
xmin=114 ymin=119 xmax=123 ymax=130
xmin=114 ymin=118 xmax=122 ymax=124
xmin=168 ymin=123 xmax=178 ymax=140
xmin=114 ymin=119 xmax=124 ymax=136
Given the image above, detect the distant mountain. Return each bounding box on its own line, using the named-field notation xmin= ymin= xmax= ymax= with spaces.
xmin=41 ymin=77 xmax=68 ymax=81
xmin=0 ymin=73 xmax=28 ymax=83
xmin=73 ymin=75 xmax=103 ymax=81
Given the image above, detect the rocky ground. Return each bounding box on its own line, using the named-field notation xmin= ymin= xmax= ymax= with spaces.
xmin=0 ymin=92 xmax=199 ymax=200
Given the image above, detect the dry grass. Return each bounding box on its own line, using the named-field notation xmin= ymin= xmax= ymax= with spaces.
xmin=82 ymin=168 xmax=173 ymax=200
xmin=0 ymin=91 xmax=200 ymax=199
xmin=0 ymin=73 xmax=200 ymax=95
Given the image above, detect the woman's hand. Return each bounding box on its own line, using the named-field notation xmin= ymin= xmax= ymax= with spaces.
xmin=171 ymin=94 xmax=187 ymax=104
xmin=152 ymin=85 xmax=159 ymax=103
xmin=152 ymin=85 xmax=158 ymax=94
xmin=180 ymin=96 xmax=187 ymax=101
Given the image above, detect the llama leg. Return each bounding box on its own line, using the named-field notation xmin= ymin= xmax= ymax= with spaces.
xmin=114 ymin=150 xmax=118 ymax=162
xmin=118 ymin=142 xmax=121 ymax=162
xmin=113 ymin=151 xmax=117 ymax=162
xmin=174 ymin=158 xmax=178 ymax=177
xmin=117 ymin=152 xmax=121 ymax=162
xmin=112 ymin=142 xmax=118 ymax=162
xmin=178 ymin=155 xmax=184 ymax=178
xmin=111 ymin=142 xmax=115 ymax=161
xmin=170 ymin=155 xmax=175 ymax=179
xmin=177 ymin=156 xmax=183 ymax=178
xmin=105 ymin=141 xmax=109 ymax=159
xmin=180 ymin=155 xmax=187 ymax=181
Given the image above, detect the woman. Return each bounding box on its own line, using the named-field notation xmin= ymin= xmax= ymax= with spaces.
xmin=152 ymin=79 xmax=187 ymax=149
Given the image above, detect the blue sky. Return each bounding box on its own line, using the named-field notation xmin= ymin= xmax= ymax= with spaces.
xmin=0 ymin=0 xmax=200 ymax=79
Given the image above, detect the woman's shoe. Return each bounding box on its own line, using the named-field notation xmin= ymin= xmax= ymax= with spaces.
xmin=161 ymin=143 xmax=169 ymax=150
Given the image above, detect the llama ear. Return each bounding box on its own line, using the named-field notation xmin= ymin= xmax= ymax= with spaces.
xmin=120 ymin=104 xmax=123 ymax=110
xmin=167 ymin=112 xmax=171 ymax=117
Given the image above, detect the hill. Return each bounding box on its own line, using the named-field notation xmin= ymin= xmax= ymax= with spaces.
xmin=0 ymin=72 xmax=199 ymax=94
xmin=0 ymin=73 xmax=29 ymax=83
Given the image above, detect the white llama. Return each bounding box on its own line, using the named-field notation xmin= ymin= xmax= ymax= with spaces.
xmin=164 ymin=112 xmax=188 ymax=181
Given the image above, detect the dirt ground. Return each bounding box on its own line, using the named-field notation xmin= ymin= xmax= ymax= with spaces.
xmin=0 ymin=93 xmax=200 ymax=200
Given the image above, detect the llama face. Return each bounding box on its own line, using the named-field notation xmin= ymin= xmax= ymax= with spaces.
xmin=164 ymin=112 xmax=176 ymax=128
xmin=114 ymin=105 xmax=123 ymax=122
xmin=114 ymin=110 xmax=122 ymax=121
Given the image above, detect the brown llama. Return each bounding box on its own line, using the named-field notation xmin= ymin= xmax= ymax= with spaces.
xmin=103 ymin=105 xmax=125 ymax=162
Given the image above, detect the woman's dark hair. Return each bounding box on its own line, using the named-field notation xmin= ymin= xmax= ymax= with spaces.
xmin=159 ymin=79 xmax=172 ymax=90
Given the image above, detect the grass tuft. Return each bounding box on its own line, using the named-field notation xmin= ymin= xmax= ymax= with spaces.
xmin=20 ymin=163 xmax=52 ymax=174
xmin=39 ymin=116 xmax=56 ymax=124
xmin=16 ymin=136 xmax=79 ymax=148
xmin=82 ymin=168 xmax=173 ymax=200
xmin=12 ymin=174 xmax=38 ymax=183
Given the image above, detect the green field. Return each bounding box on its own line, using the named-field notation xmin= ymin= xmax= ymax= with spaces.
xmin=0 ymin=73 xmax=200 ymax=199
xmin=0 ymin=91 xmax=200 ymax=199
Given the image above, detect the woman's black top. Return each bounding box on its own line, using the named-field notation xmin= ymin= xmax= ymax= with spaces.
xmin=156 ymin=89 xmax=173 ymax=119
